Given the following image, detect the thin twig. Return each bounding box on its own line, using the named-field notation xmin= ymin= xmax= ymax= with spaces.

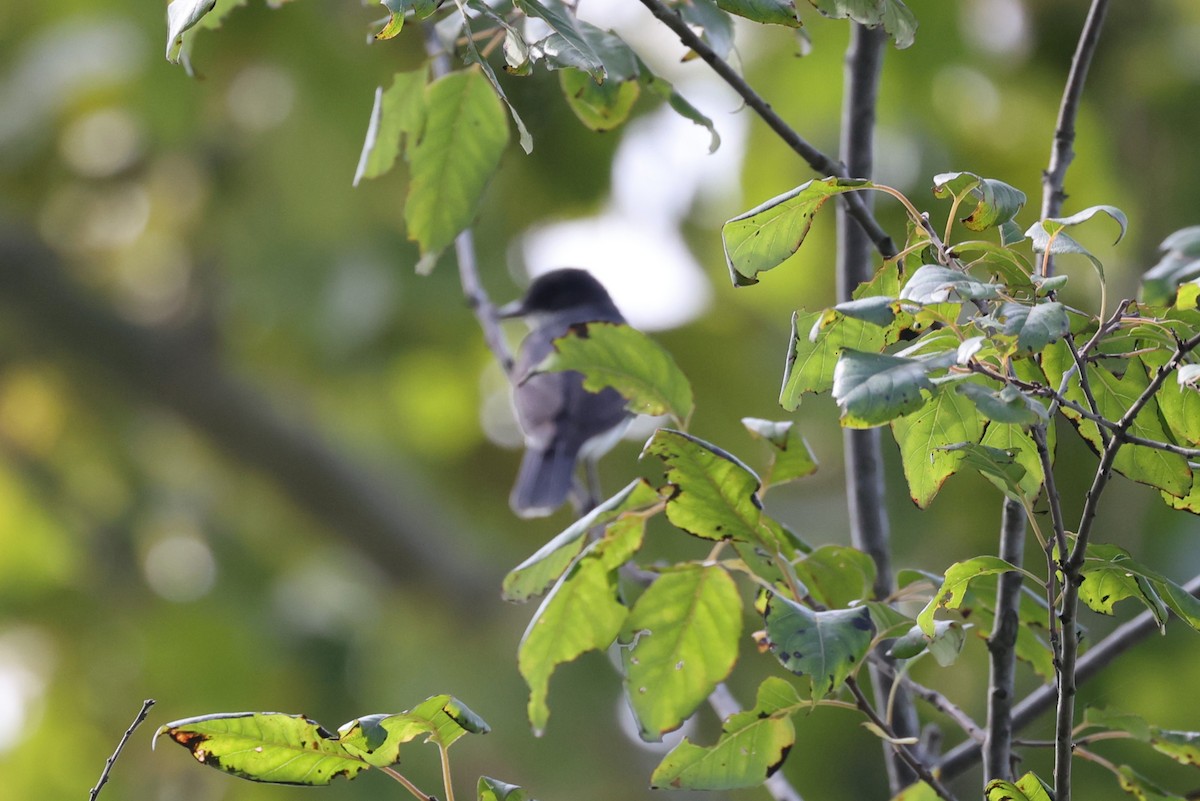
xmin=846 ymin=678 xmax=959 ymax=801
xmin=89 ymin=699 xmax=155 ymax=801
xmin=1041 ymin=0 xmax=1112 ymax=221
xmin=634 ymin=0 xmax=897 ymax=259
xmin=871 ymin=660 xmax=985 ymax=744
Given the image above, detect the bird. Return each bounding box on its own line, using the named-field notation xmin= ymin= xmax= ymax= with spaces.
xmin=497 ymin=268 xmax=631 ymax=518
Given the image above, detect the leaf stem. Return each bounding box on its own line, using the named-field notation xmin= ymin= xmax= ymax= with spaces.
xmin=438 ymin=744 xmax=457 ymax=801
xmin=380 ymin=766 xmax=436 ymax=801
xmin=89 ymin=699 xmax=155 ymax=801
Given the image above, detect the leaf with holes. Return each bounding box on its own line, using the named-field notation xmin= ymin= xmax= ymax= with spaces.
xmin=891 ymin=386 xmax=983 ymax=508
xmin=620 ymin=565 xmax=743 ymax=740
xmin=154 ymin=712 xmax=369 ymax=784
xmin=642 ymin=429 xmax=781 ymax=546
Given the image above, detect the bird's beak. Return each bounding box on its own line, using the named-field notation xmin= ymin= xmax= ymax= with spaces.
xmin=495 ymin=299 xmax=526 ymax=319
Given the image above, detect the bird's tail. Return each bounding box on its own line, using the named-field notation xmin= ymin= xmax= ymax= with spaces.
xmin=510 ymin=442 xmax=576 ymax=519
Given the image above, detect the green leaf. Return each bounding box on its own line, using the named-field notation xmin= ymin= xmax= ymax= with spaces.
xmin=900 ymin=265 xmax=1001 ymax=303
xmin=892 ymin=782 xmax=943 ymax=801
xmin=917 ymin=556 xmax=1023 ymax=635
xmin=375 ymin=0 xmax=440 ymax=40
xmin=1080 ymin=545 xmax=1168 ymax=628
xmin=1026 ymin=204 xmax=1128 ymax=286
xmin=620 ymin=565 xmax=743 ymax=740
xmin=891 ymin=386 xmax=983 ymax=508
xmin=642 ymin=429 xmax=778 ymax=546
xmin=1082 ymin=706 xmax=1153 ymax=741
xmin=741 ymin=417 xmax=818 ymax=485
xmin=940 ymin=442 xmax=1030 ymax=502
xmin=650 ymin=676 xmax=801 ymax=790
xmin=681 ymin=0 xmax=736 ymax=58
xmin=992 ymin=301 xmax=1070 ymax=353
xmin=722 ymin=178 xmax=873 ymax=286
xmin=978 ymin=422 xmax=1045 ymax=501
xmin=985 ymin=772 xmax=1053 ymax=801
xmin=793 ymin=545 xmax=877 ymax=608
xmin=338 ymin=695 xmax=489 ymax=765
xmin=1149 ymin=729 xmax=1200 ymax=766
xmin=518 ymin=518 xmax=642 ymax=734
xmin=1082 ymin=543 xmax=1200 ymax=632
xmin=478 ymin=776 xmax=533 ymax=801
xmin=515 ymin=0 xmax=606 ymax=79
xmin=1089 ymin=361 xmax=1192 ymax=497
xmin=455 ymin=6 xmax=534 ymax=153
xmin=780 ymin=311 xmax=888 ymax=410
xmin=833 ymin=350 xmax=939 ymax=428
xmin=1117 ymin=765 xmax=1187 ymax=801
xmin=559 ymin=69 xmax=640 ymax=131
xmin=503 ymin=479 xmax=661 ymax=602
xmin=806 ymin=0 xmax=917 ymax=48
xmin=956 ymin=383 xmax=1049 ymax=426
xmin=815 ymin=296 xmax=900 ymax=330
xmin=405 ymin=66 xmax=509 ymax=265
xmin=636 ymin=65 xmax=720 ymax=152
xmin=716 ymin=0 xmax=802 ymax=27
xmin=1141 ymin=226 xmax=1200 ymax=306
xmin=888 ymin=619 xmax=963 ymax=666
xmin=154 ymin=712 xmax=369 ymax=785
xmin=932 ymin=172 xmax=1026 ymax=234
xmin=354 ymin=69 xmax=428 ymax=186
xmin=538 ymin=322 xmax=694 ymax=424
xmin=952 ymin=241 xmax=1035 ymax=291
xmin=762 ymin=596 xmax=873 ymax=699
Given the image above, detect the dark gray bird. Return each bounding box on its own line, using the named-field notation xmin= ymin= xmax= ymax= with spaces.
xmin=498 ymin=269 xmax=631 ymax=518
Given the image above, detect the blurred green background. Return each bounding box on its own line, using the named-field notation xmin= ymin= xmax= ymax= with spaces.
xmin=2 ymin=1 xmax=1200 ymax=799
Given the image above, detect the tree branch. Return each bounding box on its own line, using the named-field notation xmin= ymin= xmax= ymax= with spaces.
xmin=89 ymin=699 xmax=155 ymax=801
xmin=846 ymin=678 xmax=959 ymax=801
xmin=830 ymin=20 xmax=918 ymax=792
xmin=0 ymin=224 xmax=496 ymax=612
xmin=984 ymin=499 xmax=1026 ymax=783
xmin=939 ymin=572 xmax=1200 ymax=778
xmin=634 ymin=0 xmax=897 ymax=259
xmin=1041 ymin=0 xmax=1112 ymax=221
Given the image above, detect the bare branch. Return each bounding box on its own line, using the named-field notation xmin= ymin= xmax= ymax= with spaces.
xmin=1041 ymin=0 xmax=1112 ymax=220
xmin=939 ymin=572 xmax=1200 ymax=778
xmin=984 ymin=499 xmax=1026 ymax=783
xmin=89 ymin=699 xmax=155 ymax=801
xmin=846 ymin=678 xmax=960 ymax=801
xmin=634 ymin=0 xmax=897 ymax=259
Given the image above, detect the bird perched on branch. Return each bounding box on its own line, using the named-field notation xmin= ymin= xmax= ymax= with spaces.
xmin=498 ymin=268 xmax=630 ymax=518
